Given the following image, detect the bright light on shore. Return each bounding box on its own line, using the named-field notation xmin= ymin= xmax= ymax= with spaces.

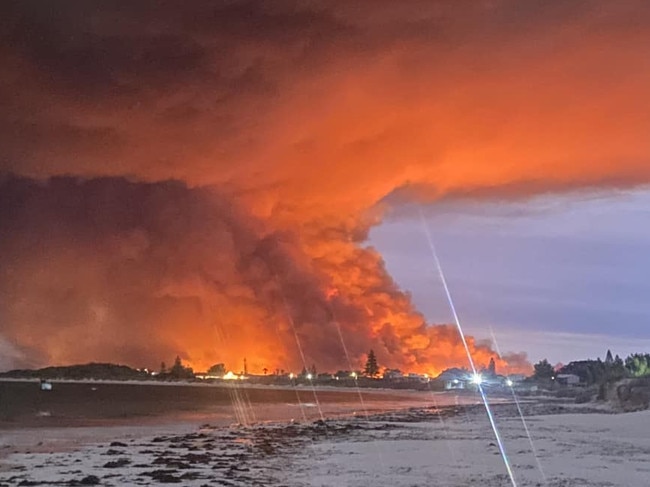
xmin=306 ymin=373 xmax=313 ymax=380
xmin=471 ymin=373 xmax=483 ymax=385
xmin=506 ymin=378 xmax=514 ymax=387
xmin=223 ymin=371 xmax=238 ymax=380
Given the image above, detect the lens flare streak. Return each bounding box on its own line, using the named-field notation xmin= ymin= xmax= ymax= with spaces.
xmin=420 ymin=210 xmax=518 ymax=487
xmin=489 ymin=328 xmax=548 ymax=484
xmin=275 ymin=276 xmax=327 ymax=423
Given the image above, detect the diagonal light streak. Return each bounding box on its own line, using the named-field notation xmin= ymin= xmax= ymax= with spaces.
xmin=419 ymin=209 xmax=518 ymax=487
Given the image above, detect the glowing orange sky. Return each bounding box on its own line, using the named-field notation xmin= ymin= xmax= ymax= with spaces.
xmin=1 ymin=1 xmax=650 ymax=374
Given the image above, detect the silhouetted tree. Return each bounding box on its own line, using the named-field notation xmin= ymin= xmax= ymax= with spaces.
xmin=533 ymin=359 xmax=554 ymax=380
xmin=207 ymin=363 xmax=226 ymax=376
xmin=364 ymin=349 xmax=379 ymax=377
xmin=609 ymin=355 xmax=626 ymax=381
xmin=310 ymin=364 xmax=317 ymax=376
xmin=169 ymin=356 xmax=194 ymax=379
xmin=171 ymin=356 xmax=183 ymax=373
xmin=487 ymin=357 xmax=496 ymax=377
xmin=160 ymin=362 xmax=166 ymax=374
xmin=605 ymin=350 xmax=614 ymax=364
xmin=558 ymin=358 xmax=614 ymax=385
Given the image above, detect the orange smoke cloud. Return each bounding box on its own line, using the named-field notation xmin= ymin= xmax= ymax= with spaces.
xmin=0 ymin=175 xmax=516 ymax=375
xmin=2 ymin=1 xmax=650 ymax=373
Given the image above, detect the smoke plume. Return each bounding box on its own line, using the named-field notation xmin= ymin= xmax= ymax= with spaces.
xmin=2 ymin=1 xmax=650 ymax=372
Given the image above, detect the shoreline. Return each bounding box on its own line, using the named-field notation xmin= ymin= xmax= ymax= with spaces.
xmin=0 ymin=380 xmax=493 ymax=431
xmin=0 ymin=376 xmax=447 ymax=395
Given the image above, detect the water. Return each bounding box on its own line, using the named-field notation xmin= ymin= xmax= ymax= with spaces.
xmin=0 ymin=380 xmax=485 ymax=428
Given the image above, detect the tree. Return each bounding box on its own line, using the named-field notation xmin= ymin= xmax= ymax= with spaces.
xmin=171 ymin=356 xmax=183 ymax=374
xmin=487 ymin=357 xmax=496 ymax=377
xmin=559 ymin=359 xmax=612 ymax=385
xmin=605 ymin=349 xmax=614 ymax=364
xmin=625 ymin=353 xmax=650 ymax=377
xmin=364 ymin=349 xmax=379 ymax=377
xmin=533 ymin=359 xmax=554 ymax=380
xmin=207 ymin=363 xmax=226 ymax=376
xmin=169 ymin=356 xmax=194 ymax=379
xmin=160 ymin=362 xmax=166 ymax=374
xmin=609 ymin=355 xmax=626 ymax=381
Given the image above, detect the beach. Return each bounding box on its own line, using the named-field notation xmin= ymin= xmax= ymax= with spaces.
xmin=1 ymin=381 xmax=649 ymax=486
xmin=287 ymin=402 xmax=650 ymax=487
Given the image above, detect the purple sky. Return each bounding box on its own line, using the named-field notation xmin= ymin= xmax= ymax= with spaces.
xmin=370 ymin=190 xmax=650 ymax=365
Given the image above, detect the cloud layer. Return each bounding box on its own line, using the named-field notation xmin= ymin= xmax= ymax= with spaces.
xmin=2 ymin=1 xmax=650 ymax=372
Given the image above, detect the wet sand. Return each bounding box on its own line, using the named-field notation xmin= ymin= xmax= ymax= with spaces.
xmin=3 ymin=394 xmax=647 ymax=486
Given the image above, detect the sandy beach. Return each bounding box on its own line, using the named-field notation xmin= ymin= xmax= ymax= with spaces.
xmin=2 ymin=381 xmax=648 ymax=486
xmin=287 ymin=402 xmax=650 ymax=487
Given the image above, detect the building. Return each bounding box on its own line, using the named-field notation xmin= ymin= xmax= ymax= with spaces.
xmin=436 ymin=368 xmax=470 ymax=390
xmin=383 ymin=369 xmax=403 ymax=380
xmin=406 ymin=373 xmax=429 ymax=383
xmin=556 ymin=373 xmax=580 ymax=386
xmin=444 ymin=378 xmax=466 ymax=390
xmin=507 ymin=374 xmax=527 ymax=383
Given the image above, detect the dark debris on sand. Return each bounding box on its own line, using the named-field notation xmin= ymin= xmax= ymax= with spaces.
xmin=0 ymin=414 xmax=406 ymax=486
xmin=2 ymin=401 xmax=591 ymax=486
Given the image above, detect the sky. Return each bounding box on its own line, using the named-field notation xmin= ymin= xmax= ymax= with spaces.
xmin=370 ymin=191 xmax=650 ymax=365
xmin=1 ymin=1 xmax=650 ymax=374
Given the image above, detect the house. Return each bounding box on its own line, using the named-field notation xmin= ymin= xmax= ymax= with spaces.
xmin=556 ymin=373 xmax=580 ymax=386
xmin=383 ymin=369 xmax=403 ymax=380
xmin=507 ymin=374 xmax=527 ymax=383
xmin=406 ymin=373 xmax=429 ymax=383
xmin=445 ymin=378 xmax=466 ymax=390
xmin=436 ymin=368 xmax=470 ymax=390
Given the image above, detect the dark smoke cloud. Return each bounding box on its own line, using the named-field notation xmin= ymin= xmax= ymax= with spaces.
xmin=0 ymin=177 xmax=388 ymax=371
xmin=0 ymin=175 xmax=509 ymax=372
xmin=0 ymin=177 xmax=285 ymax=367
xmin=3 ymin=1 xmax=650 ymax=372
